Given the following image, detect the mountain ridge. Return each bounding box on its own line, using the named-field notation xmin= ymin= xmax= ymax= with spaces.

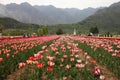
xmin=0 ymin=2 xmax=99 ymax=25
xmin=78 ymin=1 xmax=120 ymax=33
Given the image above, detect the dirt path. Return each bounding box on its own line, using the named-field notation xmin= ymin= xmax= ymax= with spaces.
xmin=5 ymin=69 xmax=21 ymax=80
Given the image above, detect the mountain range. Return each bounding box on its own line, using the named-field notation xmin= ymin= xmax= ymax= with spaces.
xmin=0 ymin=1 xmax=120 ymax=33
xmin=0 ymin=2 xmax=99 ymax=25
xmin=78 ymin=1 xmax=120 ymax=33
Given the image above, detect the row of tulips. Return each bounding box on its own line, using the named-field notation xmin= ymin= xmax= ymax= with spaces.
xmin=73 ymin=36 xmax=120 ymax=79
xmin=19 ymin=36 xmax=105 ymax=80
xmin=0 ymin=36 xmax=58 ymax=79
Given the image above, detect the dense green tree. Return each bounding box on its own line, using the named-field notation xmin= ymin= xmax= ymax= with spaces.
xmin=0 ymin=24 xmax=4 ymax=33
xmin=42 ymin=26 xmax=48 ymax=35
xmin=38 ymin=28 xmax=44 ymax=36
xmin=89 ymin=27 xmax=99 ymax=34
xmin=37 ymin=26 xmax=48 ymax=36
xmin=56 ymin=28 xmax=63 ymax=35
xmin=106 ymin=32 xmax=110 ymax=37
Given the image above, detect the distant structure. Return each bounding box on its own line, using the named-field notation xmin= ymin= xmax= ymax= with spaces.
xmin=73 ymin=28 xmax=76 ymax=35
xmin=0 ymin=33 xmax=2 ymax=38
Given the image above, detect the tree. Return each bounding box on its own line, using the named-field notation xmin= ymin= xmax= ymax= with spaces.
xmin=42 ymin=26 xmax=48 ymax=35
xmin=89 ymin=27 xmax=99 ymax=34
xmin=37 ymin=26 xmax=48 ymax=36
xmin=77 ymin=30 xmax=81 ymax=35
xmin=0 ymin=24 xmax=4 ymax=33
xmin=106 ymin=32 xmax=110 ymax=37
xmin=56 ymin=28 xmax=63 ymax=35
xmin=38 ymin=28 xmax=44 ymax=36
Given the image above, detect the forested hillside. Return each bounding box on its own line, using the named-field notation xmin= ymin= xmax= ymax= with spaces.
xmin=78 ymin=2 xmax=120 ymax=33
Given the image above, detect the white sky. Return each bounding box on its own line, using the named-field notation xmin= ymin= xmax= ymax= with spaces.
xmin=0 ymin=0 xmax=120 ymax=9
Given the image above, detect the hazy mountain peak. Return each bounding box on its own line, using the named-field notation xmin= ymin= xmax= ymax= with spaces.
xmin=20 ymin=2 xmax=31 ymax=6
xmin=6 ymin=3 xmax=17 ymax=6
xmin=110 ymin=1 xmax=120 ymax=7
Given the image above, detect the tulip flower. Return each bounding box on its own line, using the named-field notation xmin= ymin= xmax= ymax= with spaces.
xmin=47 ymin=66 xmax=53 ymax=72
xmin=6 ymin=53 xmax=10 ymax=58
xmin=0 ymin=58 xmax=3 ymax=63
xmin=70 ymin=58 xmax=74 ymax=62
xmin=66 ymin=64 xmax=71 ymax=70
xmin=92 ymin=60 xmax=96 ymax=64
xmin=48 ymin=61 xmax=55 ymax=66
xmin=93 ymin=67 xmax=101 ymax=76
xmin=18 ymin=62 xmax=26 ymax=69
xmin=99 ymin=75 xmax=105 ymax=80
xmin=77 ymin=59 xmax=82 ymax=63
xmin=36 ymin=63 xmax=44 ymax=69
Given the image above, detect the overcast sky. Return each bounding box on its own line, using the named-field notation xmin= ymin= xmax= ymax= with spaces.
xmin=0 ymin=0 xmax=120 ymax=9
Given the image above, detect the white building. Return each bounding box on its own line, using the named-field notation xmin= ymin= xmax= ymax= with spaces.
xmin=73 ymin=28 xmax=76 ymax=35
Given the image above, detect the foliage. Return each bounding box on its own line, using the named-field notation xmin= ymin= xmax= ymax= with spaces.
xmin=37 ymin=26 xmax=48 ymax=36
xmin=0 ymin=17 xmax=40 ymax=30
xmin=27 ymin=27 xmax=34 ymax=34
xmin=56 ymin=28 xmax=64 ymax=35
xmin=2 ymin=29 xmax=26 ymax=36
xmin=89 ymin=27 xmax=99 ymax=34
xmin=0 ymin=24 xmax=4 ymax=33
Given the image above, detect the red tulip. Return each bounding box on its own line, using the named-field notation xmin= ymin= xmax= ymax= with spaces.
xmin=93 ymin=67 xmax=101 ymax=76
xmin=36 ymin=63 xmax=44 ymax=69
xmin=47 ymin=66 xmax=53 ymax=72
xmin=0 ymin=58 xmax=3 ymax=62
xmin=92 ymin=60 xmax=96 ymax=64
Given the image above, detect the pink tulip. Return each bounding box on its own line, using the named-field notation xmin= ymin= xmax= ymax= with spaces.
xmin=6 ymin=53 xmax=10 ymax=58
xmin=18 ymin=62 xmax=26 ymax=68
xmin=77 ymin=59 xmax=82 ymax=63
xmin=48 ymin=61 xmax=55 ymax=66
xmin=66 ymin=64 xmax=71 ymax=70
xmin=70 ymin=58 xmax=74 ymax=62
xmin=63 ymin=55 xmax=67 ymax=58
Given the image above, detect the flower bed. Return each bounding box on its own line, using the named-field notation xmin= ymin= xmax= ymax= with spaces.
xmin=0 ymin=36 xmax=58 ymax=79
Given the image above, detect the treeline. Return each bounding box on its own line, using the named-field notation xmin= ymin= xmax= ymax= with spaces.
xmin=0 ymin=17 xmax=40 ymax=29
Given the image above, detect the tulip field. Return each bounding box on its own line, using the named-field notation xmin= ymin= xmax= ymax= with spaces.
xmin=0 ymin=36 xmax=120 ymax=80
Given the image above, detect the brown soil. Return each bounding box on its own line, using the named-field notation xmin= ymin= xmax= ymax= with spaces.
xmin=5 ymin=69 xmax=21 ymax=80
